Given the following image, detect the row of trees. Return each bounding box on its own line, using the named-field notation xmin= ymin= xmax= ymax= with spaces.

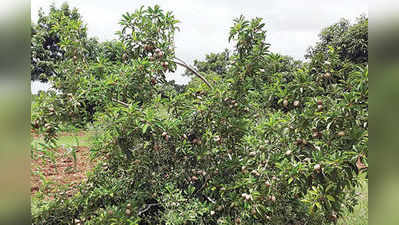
xmin=31 ymin=3 xmax=368 ymax=225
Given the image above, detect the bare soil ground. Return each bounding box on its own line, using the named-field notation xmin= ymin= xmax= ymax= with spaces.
xmin=31 ymin=131 xmax=98 ymax=199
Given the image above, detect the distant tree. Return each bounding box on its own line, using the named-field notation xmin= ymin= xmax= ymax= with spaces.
xmin=306 ymin=15 xmax=368 ymax=64
xmin=31 ymin=2 xmax=94 ymax=81
xmin=195 ymin=49 xmax=231 ymax=76
xmin=182 ymin=49 xmax=231 ymax=78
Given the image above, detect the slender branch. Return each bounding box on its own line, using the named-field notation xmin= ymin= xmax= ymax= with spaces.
xmin=173 ymin=57 xmax=213 ymax=89
xmin=112 ymin=98 xmax=130 ymax=108
xmin=205 ymin=195 xmax=216 ymax=204
xmin=193 ymin=175 xmax=210 ymax=196
xmin=138 ymin=203 xmax=160 ymax=216
xmin=174 ymin=56 xmax=186 ymax=65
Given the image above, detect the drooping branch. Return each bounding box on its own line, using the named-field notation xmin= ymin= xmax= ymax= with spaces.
xmin=173 ymin=57 xmax=213 ymax=88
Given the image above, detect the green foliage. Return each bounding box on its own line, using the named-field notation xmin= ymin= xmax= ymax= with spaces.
xmin=116 ymin=5 xmax=180 ymax=78
xmin=337 ymin=175 xmax=368 ymax=225
xmin=32 ymin=5 xmax=368 ymax=225
xmin=184 ymin=49 xmax=231 ymax=77
xmin=263 ymin=53 xmax=303 ymax=75
xmin=97 ymin=40 xmax=126 ymax=63
xmin=306 ymin=15 xmax=368 ymax=65
xmin=31 ymin=5 xmax=181 ymax=136
xmin=31 ymin=90 xmax=86 ymax=142
xmin=31 ymin=2 xmax=96 ymax=81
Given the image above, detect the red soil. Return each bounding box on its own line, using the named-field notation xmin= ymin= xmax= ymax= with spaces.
xmin=31 ymin=143 xmax=99 ymax=198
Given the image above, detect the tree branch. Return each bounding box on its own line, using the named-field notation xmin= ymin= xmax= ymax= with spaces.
xmin=112 ymin=98 xmax=130 ymax=108
xmin=193 ymin=175 xmax=210 ymax=196
xmin=137 ymin=203 xmax=160 ymax=216
xmin=173 ymin=57 xmax=213 ymax=89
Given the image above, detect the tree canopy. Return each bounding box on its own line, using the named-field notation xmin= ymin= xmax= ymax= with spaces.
xmin=306 ymin=15 xmax=368 ymax=64
xmin=31 ymin=3 xmax=97 ymax=81
xmin=31 ymin=5 xmax=368 ymax=225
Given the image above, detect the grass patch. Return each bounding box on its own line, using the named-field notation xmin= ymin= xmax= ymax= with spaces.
xmin=57 ymin=134 xmax=90 ymax=146
xmin=31 ymin=130 xmax=96 ymax=147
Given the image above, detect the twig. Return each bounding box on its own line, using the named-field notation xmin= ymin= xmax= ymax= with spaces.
xmin=137 ymin=203 xmax=160 ymax=216
xmin=112 ymin=98 xmax=130 ymax=108
xmin=173 ymin=57 xmax=213 ymax=89
xmin=193 ymin=175 xmax=210 ymax=196
xmin=205 ymin=195 xmax=216 ymax=204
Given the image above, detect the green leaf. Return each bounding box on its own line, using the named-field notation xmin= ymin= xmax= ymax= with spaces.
xmin=326 ymin=121 xmax=333 ymax=130
xmin=142 ymin=123 xmax=149 ymax=134
xmin=326 ymin=195 xmax=335 ymax=202
xmin=315 ymin=202 xmax=322 ymax=210
xmin=325 ymin=183 xmax=334 ymax=192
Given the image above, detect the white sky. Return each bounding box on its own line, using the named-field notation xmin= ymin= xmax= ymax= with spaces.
xmin=31 ymin=0 xmax=367 ymax=92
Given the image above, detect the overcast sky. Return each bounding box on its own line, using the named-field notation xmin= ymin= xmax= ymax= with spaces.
xmin=31 ymin=0 xmax=367 ymax=91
